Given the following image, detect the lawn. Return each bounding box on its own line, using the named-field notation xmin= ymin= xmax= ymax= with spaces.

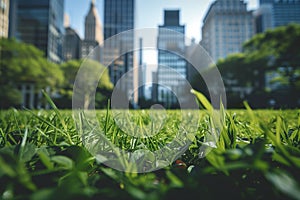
xmin=0 ymin=94 xmax=300 ymax=199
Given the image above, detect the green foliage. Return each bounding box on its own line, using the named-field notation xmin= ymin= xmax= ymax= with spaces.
xmin=60 ymin=59 xmax=113 ymax=91
xmin=215 ymin=53 xmax=266 ymax=108
xmin=0 ymin=38 xmax=64 ymax=87
xmin=56 ymin=59 xmax=113 ymax=109
xmin=192 ymin=24 xmax=300 ymax=108
xmin=0 ymin=39 xmax=114 ymax=109
xmin=0 ymin=38 xmax=64 ymax=108
xmin=0 ymin=91 xmax=300 ymax=199
xmin=243 ymin=24 xmax=300 ymax=94
xmin=0 ymin=85 xmax=22 ymax=108
xmin=217 ymin=53 xmax=265 ymax=88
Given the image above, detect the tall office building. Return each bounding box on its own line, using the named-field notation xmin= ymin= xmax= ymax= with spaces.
xmin=63 ymin=26 xmax=81 ymax=61
xmin=151 ymin=71 xmax=158 ymax=103
xmin=85 ymin=0 xmax=102 ymax=44
xmin=157 ymin=10 xmax=186 ymax=107
xmin=138 ymin=38 xmax=146 ymax=101
xmin=254 ymin=0 xmax=300 ymax=33
xmin=9 ymin=0 xmax=64 ymax=63
xmin=81 ymin=0 xmax=103 ymax=60
xmin=0 ymin=0 xmax=9 ymax=38
xmin=200 ymin=0 xmax=254 ymax=62
xmin=103 ymin=0 xmax=135 ymax=98
xmin=186 ymin=38 xmax=198 ymax=83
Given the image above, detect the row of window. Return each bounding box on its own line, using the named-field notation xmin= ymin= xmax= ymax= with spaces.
xmin=215 ymin=28 xmax=253 ymax=35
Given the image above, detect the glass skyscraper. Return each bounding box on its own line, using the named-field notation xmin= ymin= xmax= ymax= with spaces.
xmin=254 ymin=0 xmax=300 ymax=33
xmin=9 ymin=0 xmax=64 ymax=63
xmin=157 ymin=10 xmax=186 ymax=107
xmin=103 ymin=0 xmax=135 ymax=98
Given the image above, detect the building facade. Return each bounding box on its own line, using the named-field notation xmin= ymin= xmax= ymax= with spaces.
xmin=81 ymin=0 xmax=103 ymax=60
xmin=186 ymin=38 xmax=198 ymax=84
xmin=63 ymin=26 xmax=81 ymax=61
xmin=138 ymin=38 xmax=146 ymax=101
xmin=9 ymin=0 xmax=64 ymax=63
xmin=200 ymin=0 xmax=254 ymax=62
xmin=0 ymin=0 xmax=9 ymax=38
xmin=84 ymin=0 xmax=103 ymax=44
xmin=254 ymin=0 xmax=300 ymax=33
xmin=157 ymin=10 xmax=186 ymax=107
xmin=151 ymin=71 xmax=158 ymax=103
xmin=103 ymin=0 xmax=135 ymax=99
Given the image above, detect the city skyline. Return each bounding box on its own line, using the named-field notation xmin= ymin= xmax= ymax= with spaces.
xmin=65 ymin=0 xmax=258 ymax=43
xmin=65 ymin=0 xmax=258 ymax=71
xmin=1 ymin=0 xmax=299 ymax=109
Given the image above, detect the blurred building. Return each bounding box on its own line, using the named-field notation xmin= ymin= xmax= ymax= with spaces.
xmin=151 ymin=71 xmax=158 ymax=102
xmin=200 ymin=0 xmax=254 ymax=62
xmin=85 ymin=0 xmax=102 ymax=44
xmin=103 ymin=0 xmax=136 ymax=100
xmin=63 ymin=27 xmax=81 ymax=61
xmin=157 ymin=10 xmax=186 ymax=107
xmin=254 ymin=0 xmax=300 ymax=33
xmin=186 ymin=38 xmax=198 ymax=84
xmin=138 ymin=38 xmax=146 ymax=101
xmin=9 ymin=0 xmax=64 ymax=63
xmin=0 ymin=0 xmax=9 ymax=38
xmin=81 ymin=0 xmax=102 ymax=60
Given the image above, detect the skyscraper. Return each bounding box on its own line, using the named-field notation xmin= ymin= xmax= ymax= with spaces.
xmin=151 ymin=71 xmax=158 ymax=103
xmin=138 ymin=38 xmax=146 ymax=102
xmin=63 ymin=26 xmax=81 ymax=61
xmin=85 ymin=0 xmax=102 ymax=44
xmin=81 ymin=0 xmax=103 ymax=60
xmin=186 ymin=38 xmax=198 ymax=83
xmin=103 ymin=0 xmax=135 ymax=98
xmin=9 ymin=0 xmax=64 ymax=63
xmin=200 ymin=0 xmax=254 ymax=62
xmin=254 ymin=0 xmax=300 ymax=33
xmin=157 ymin=10 xmax=186 ymax=107
xmin=0 ymin=0 xmax=9 ymax=38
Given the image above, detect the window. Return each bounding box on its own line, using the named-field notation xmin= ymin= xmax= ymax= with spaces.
xmin=0 ymin=0 xmax=6 ymax=11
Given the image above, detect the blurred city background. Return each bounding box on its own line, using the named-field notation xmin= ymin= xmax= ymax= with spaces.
xmin=0 ymin=0 xmax=300 ymax=109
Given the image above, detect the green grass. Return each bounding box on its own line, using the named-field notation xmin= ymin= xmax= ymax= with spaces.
xmin=0 ymin=93 xmax=300 ymax=199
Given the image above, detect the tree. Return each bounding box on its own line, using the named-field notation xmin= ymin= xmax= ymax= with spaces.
xmin=243 ymin=23 xmax=300 ymax=107
xmin=0 ymin=38 xmax=64 ymax=108
xmin=192 ymin=24 xmax=300 ymax=108
xmin=57 ymin=59 xmax=113 ymax=109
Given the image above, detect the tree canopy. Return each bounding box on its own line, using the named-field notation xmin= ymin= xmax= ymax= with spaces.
xmin=57 ymin=59 xmax=113 ymax=109
xmin=0 ymin=38 xmax=114 ymax=109
xmin=243 ymin=24 xmax=300 ymax=93
xmin=0 ymin=38 xmax=63 ymax=87
xmin=0 ymin=38 xmax=63 ymax=108
xmin=60 ymin=59 xmax=113 ymax=90
xmin=192 ymin=23 xmax=300 ymax=108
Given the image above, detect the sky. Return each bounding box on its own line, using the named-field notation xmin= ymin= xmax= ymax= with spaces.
xmin=65 ymin=0 xmax=259 ymax=43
